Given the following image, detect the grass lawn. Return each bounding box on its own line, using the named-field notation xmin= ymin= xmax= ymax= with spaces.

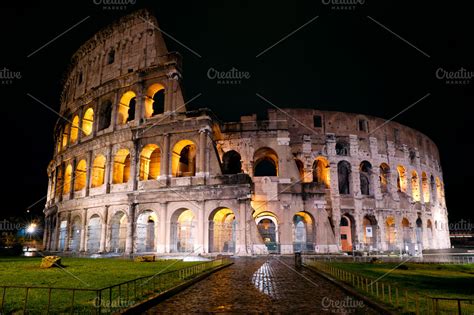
xmin=0 ymin=256 xmax=209 ymax=313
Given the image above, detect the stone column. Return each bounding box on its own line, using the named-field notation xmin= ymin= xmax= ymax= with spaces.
xmin=65 ymin=211 xmax=72 ymax=251
xmin=158 ymin=202 xmax=167 ymax=253
xmin=85 ymin=150 xmax=93 ymax=197
xmin=197 ymin=128 xmax=207 ymax=177
xmin=196 ymin=201 xmax=205 ymax=253
xmin=53 ymin=212 xmax=60 ymax=251
xmin=159 ymin=133 xmax=170 ymax=183
xmin=80 ymin=209 xmax=87 ymax=252
xmin=105 ymin=145 xmax=113 ymax=193
xmin=99 ymin=206 xmax=109 ymax=252
xmin=236 ymin=198 xmax=249 ymax=255
xmin=125 ymin=203 xmax=136 ymax=254
xmin=70 ymin=159 xmax=77 ymax=199
xmin=131 ymin=141 xmax=139 ymax=191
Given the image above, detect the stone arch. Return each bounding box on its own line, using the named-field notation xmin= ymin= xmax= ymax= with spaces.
xmin=397 ymin=165 xmax=407 ymax=192
xmin=255 ymin=212 xmax=279 ymax=252
xmin=172 ymin=140 xmax=197 ymax=177
xmin=82 ymin=107 xmax=94 ymax=136
xmin=74 ymin=159 xmax=87 ymax=191
xmin=385 ymin=217 xmax=397 ymax=251
xmin=136 ymin=210 xmax=158 ymax=252
xmin=208 ymin=207 xmax=236 ymax=253
xmin=69 ymin=215 xmax=82 ymax=252
xmin=411 ymin=171 xmax=421 ymax=202
xmin=359 ymin=161 xmax=372 ymax=196
xmin=58 ymin=219 xmax=68 ymax=251
xmin=422 ymin=172 xmax=430 ymax=203
xmin=340 ymin=213 xmax=355 ymax=251
xmin=416 ymin=217 xmax=423 ymax=248
xmin=144 ymin=83 xmax=165 ymax=118
xmin=362 ymin=215 xmax=378 ymax=250
xmin=427 ymin=219 xmax=433 ymax=248
xmin=336 ymin=140 xmax=349 ymax=156
xmin=313 ymin=157 xmax=330 ymax=187
xmin=86 ymin=214 xmax=101 ymax=253
xmin=170 ymin=208 xmax=197 ymax=252
xmin=253 ymin=147 xmax=279 ymax=176
xmin=293 ymin=211 xmax=315 ymax=252
xmin=140 ymin=144 xmax=161 ymax=180
xmin=98 ymin=100 xmax=112 ymax=131
xmin=295 ymin=159 xmax=304 ymax=182
xmin=70 ymin=115 xmax=79 ymax=143
xmin=222 ymin=150 xmax=242 ymax=175
xmin=91 ymin=155 xmax=106 ymax=188
xmin=337 ymin=161 xmax=351 ymax=195
xmin=379 ymin=163 xmax=390 ymax=194
xmin=63 ymin=164 xmax=73 ymax=195
xmin=113 ymin=149 xmax=131 ymax=184
xmin=62 ymin=123 xmax=70 ymax=149
xmin=435 ymin=177 xmax=443 ymax=203
xmin=401 ymin=217 xmax=411 ymax=252
xmin=117 ymin=91 xmax=136 ymax=124
xmin=109 ymin=210 xmax=127 ymax=253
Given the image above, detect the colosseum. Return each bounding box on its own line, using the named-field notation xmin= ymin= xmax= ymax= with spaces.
xmin=42 ymin=10 xmax=450 ymax=256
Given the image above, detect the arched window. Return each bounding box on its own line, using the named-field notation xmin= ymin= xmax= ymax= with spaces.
xmin=295 ymin=159 xmax=304 ymax=182
xmin=359 ymin=161 xmax=372 ymax=195
xmin=55 ymin=166 xmax=63 ymax=196
xmin=113 ymin=149 xmax=131 ymax=184
xmin=98 ymin=100 xmax=112 ymax=131
xmin=144 ymin=84 xmax=165 ymax=118
xmin=253 ymin=147 xmax=278 ymax=176
xmin=313 ymin=157 xmax=330 ymax=187
xmin=337 ymin=161 xmax=351 ymax=194
xmin=336 ymin=141 xmax=349 ymax=156
xmin=117 ymin=91 xmax=136 ymax=124
xmin=74 ymin=160 xmax=87 ymax=191
xmin=422 ymin=172 xmax=430 ymax=203
xmin=140 ymin=144 xmax=161 ymax=180
xmin=62 ymin=123 xmax=70 ymax=148
xmin=70 ymin=115 xmax=79 ymax=143
xmin=411 ymin=171 xmax=421 ymax=202
xmin=397 ymin=165 xmax=407 ymax=192
xmin=63 ymin=164 xmax=72 ymax=194
xmin=82 ymin=108 xmax=94 ymax=136
xmin=107 ymin=49 xmax=115 ymax=64
xmin=379 ymin=163 xmax=390 ymax=194
xmin=172 ymin=140 xmax=197 ymax=177
xmin=222 ymin=150 xmax=242 ymax=175
xmin=91 ymin=155 xmax=106 ymax=188
xmin=435 ymin=177 xmax=443 ymax=203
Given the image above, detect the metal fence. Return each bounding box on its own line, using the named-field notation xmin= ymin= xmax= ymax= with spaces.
xmin=302 ymin=254 xmax=474 ymax=264
xmin=0 ymin=258 xmax=230 ymax=314
xmin=302 ymin=257 xmax=474 ymax=315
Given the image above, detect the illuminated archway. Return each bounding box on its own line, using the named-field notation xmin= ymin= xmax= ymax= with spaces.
xmin=379 ymin=163 xmax=390 ymax=194
xmin=63 ymin=164 xmax=72 ymax=195
xmin=209 ymin=208 xmax=236 ymax=253
xmin=109 ymin=211 xmax=127 ymax=253
xmin=144 ymin=83 xmax=165 ymax=118
xmin=136 ymin=210 xmax=157 ymax=252
xmin=255 ymin=212 xmax=279 ymax=252
xmin=70 ymin=115 xmax=79 ymax=143
xmin=87 ymin=215 xmax=101 ymax=253
xmin=82 ymin=108 xmax=94 ymax=136
xmin=362 ymin=215 xmax=377 ymax=250
xmin=74 ymin=159 xmax=87 ymax=191
xmin=411 ymin=171 xmax=421 ymax=201
xmin=113 ymin=149 xmax=131 ymax=184
xmin=385 ymin=217 xmax=397 ymax=251
xmin=422 ymin=172 xmax=430 ymax=203
xmin=402 ymin=218 xmax=411 ymax=251
xmin=397 ymin=165 xmax=407 ymax=192
xmin=293 ymin=211 xmax=314 ymax=252
xmin=172 ymin=140 xmax=197 ymax=177
xmin=426 ymin=220 xmax=433 ymax=248
xmin=117 ymin=91 xmax=136 ymax=124
xmin=313 ymin=157 xmax=330 ymax=187
xmin=254 ymin=147 xmax=278 ymax=176
xmin=69 ymin=216 xmax=82 ymax=252
xmin=435 ymin=177 xmax=443 ymax=203
xmin=340 ymin=214 xmax=355 ymax=251
xmin=91 ymin=155 xmax=106 ymax=188
xmin=58 ymin=220 xmax=68 ymax=251
xmin=62 ymin=123 xmax=70 ymax=148
xmin=140 ymin=144 xmax=161 ymax=180
xmin=170 ymin=209 xmax=196 ymax=252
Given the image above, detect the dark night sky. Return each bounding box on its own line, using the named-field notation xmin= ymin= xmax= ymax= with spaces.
xmin=0 ymin=1 xmax=472 ymax=226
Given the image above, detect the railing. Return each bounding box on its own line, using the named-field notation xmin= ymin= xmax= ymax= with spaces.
xmin=0 ymin=258 xmax=230 ymax=314
xmin=302 ymin=258 xmax=474 ymax=315
xmin=302 ymin=254 xmax=474 ymax=264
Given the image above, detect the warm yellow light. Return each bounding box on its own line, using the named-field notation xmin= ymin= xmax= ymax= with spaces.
xmin=70 ymin=115 xmax=79 ymax=143
xmin=113 ymin=149 xmax=131 ymax=184
xmin=144 ymin=83 xmax=165 ymax=118
xmin=74 ymin=159 xmax=87 ymax=191
xmin=91 ymin=155 xmax=106 ymax=188
xmin=118 ymin=91 xmax=136 ymax=124
xmin=139 ymin=144 xmax=161 ymax=180
xmin=63 ymin=164 xmax=72 ymax=194
xmin=171 ymin=140 xmax=196 ymax=177
xmin=82 ymin=108 xmax=94 ymax=136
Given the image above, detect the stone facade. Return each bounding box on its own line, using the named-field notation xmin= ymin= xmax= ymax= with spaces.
xmin=43 ymin=10 xmax=450 ymax=256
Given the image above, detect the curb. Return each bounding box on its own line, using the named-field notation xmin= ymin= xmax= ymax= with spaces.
xmin=304 ymin=265 xmax=395 ymax=315
xmin=118 ymin=262 xmax=233 ymax=314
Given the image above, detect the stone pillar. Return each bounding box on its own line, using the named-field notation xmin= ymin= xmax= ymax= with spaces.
xmin=235 ymin=198 xmax=249 ymax=255
xmin=159 ymin=133 xmax=170 ymax=183
xmin=43 ymin=217 xmax=50 ymax=251
xmin=125 ymin=203 xmax=136 ymax=254
xmin=131 ymin=141 xmax=139 ymax=191
xmin=65 ymin=211 xmax=72 ymax=251
xmin=70 ymin=159 xmax=77 ymax=199
xmin=53 ymin=212 xmax=60 ymax=251
xmin=85 ymin=150 xmax=93 ymax=197
xmin=196 ymin=201 xmax=205 ymax=253
xmin=80 ymin=209 xmax=87 ymax=252
xmin=105 ymin=145 xmax=113 ymax=193
xmin=99 ymin=206 xmax=109 ymax=252
xmin=158 ymin=202 xmax=167 ymax=253
xmin=279 ymin=204 xmax=293 ymax=254
xmin=197 ymin=128 xmax=207 ymax=177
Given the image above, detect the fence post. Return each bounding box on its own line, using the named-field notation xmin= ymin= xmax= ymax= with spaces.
xmin=457 ymin=299 xmax=461 ymax=315
xmin=405 ymin=290 xmax=408 ymax=311
xmin=23 ymin=287 xmax=29 ymax=313
xmin=415 ymin=294 xmax=419 ymax=315
xmin=382 ymin=283 xmax=385 ymax=301
xmin=395 ymin=287 xmax=399 ymax=307
xmin=388 ymin=285 xmax=392 ymax=304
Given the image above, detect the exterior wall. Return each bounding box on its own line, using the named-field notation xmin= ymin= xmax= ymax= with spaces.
xmin=43 ymin=10 xmax=450 ymax=256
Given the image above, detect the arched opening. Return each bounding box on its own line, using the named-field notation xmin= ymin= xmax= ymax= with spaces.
xmin=82 ymin=108 xmax=94 ymax=136
xmin=336 ymin=141 xmax=349 ymax=156
xmin=313 ymin=157 xmax=330 ymax=187
xmin=63 ymin=164 xmax=72 ymax=195
xmin=70 ymin=115 xmax=79 ymax=143
xmin=62 ymin=123 xmax=70 ymax=148
xmin=255 ymin=212 xmax=279 ymax=252
xmin=222 ymin=150 xmax=242 ymax=175
xmin=416 ymin=217 xmax=423 ymax=249
xmin=55 ymin=167 xmax=63 ymax=197
xmin=293 ymin=212 xmax=314 ymax=252
xmin=109 ymin=211 xmax=127 ymax=253
xmin=402 ymin=218 xmax=411 ymax=252
xmin=427 ymin=220 xmax=433 ymax=248
xmin=117 ymin=91 xmax=136 ymax=124
xmin=360 ymin=161 xmax=372 ymax=196
xmin=379 ymin=163 xmax=390 ymax=194
xmin=140 ymin=144 xmax=161 ymax=180
xmin=362 ymin=215 xmax=378 ymax=250
xmin=385 ymin=217 xmax=397 ymax=251
xmin=170 ymin=209 xmax=196 ymax=252
xmin=74 ymin=160 xmax=87 ymax=191
xmin=295 ymin=159 xmax=304 ymax=182
xmin=172 ymin=140 xmax=197 ymax=177
xmin=113 ymin=149 xmax=131 ymax=184
xmin=69 ymin=216 xmax=82 ymax=252
xmin=397 ymin=165 xmax=407 ymax=192
xmin=411 ymin=171 xmax=421 ymax=202
xmin=87 ymin=215 xmax=101 ymax=253
xmin=337 ymin=161 xmax=351 ymax=194
xmin=340 ymin=214 xmax=355 ymax=251
xmin=430 ymin=175 xmax=436 ymax=202
xmin=422 ymin=172 xmax=430 ymax=203
xmin=144 ymin=83 xmax=165 ymax=118
xmin=136 ymin=210 xmax=157 ymax=252
xmin=209 ymin=208 xmax=236 ymax=253
xmin=98 ymin=100 xmax=112 ymax=131
xmin=435 ymin=177 xmax=443 ymax=203
xmin=58 ymin=220 xmax=68 ymax=251
xmin=253 ymin=147 xmax=278 ymax=176
xmin=91 ymin=155 xmax=106 ymax=188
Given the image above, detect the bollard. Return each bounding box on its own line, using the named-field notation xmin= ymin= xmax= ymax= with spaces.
xmin=295 ymin=252 xmax=302 ymax=268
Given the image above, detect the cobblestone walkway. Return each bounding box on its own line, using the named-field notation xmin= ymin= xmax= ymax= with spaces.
xmin=145 ymin=256 xmax=378 ymax=314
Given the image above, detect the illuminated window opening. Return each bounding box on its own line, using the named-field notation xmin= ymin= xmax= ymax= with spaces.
xmin=91 ymin=155 xmax=106 ymax=188
xmin=82 ymin=108 xmax=94 ymax=136
xmin=140 ymin=144 xmax=161 ymax=180
xmin=74 ymin=159 xmax=87 ymax=191
xmin=113 ymin=149 xmax=131 ymax=184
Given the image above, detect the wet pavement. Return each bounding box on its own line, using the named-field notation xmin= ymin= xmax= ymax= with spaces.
xmin=145 ymin=256 xmax=378 ymax=314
